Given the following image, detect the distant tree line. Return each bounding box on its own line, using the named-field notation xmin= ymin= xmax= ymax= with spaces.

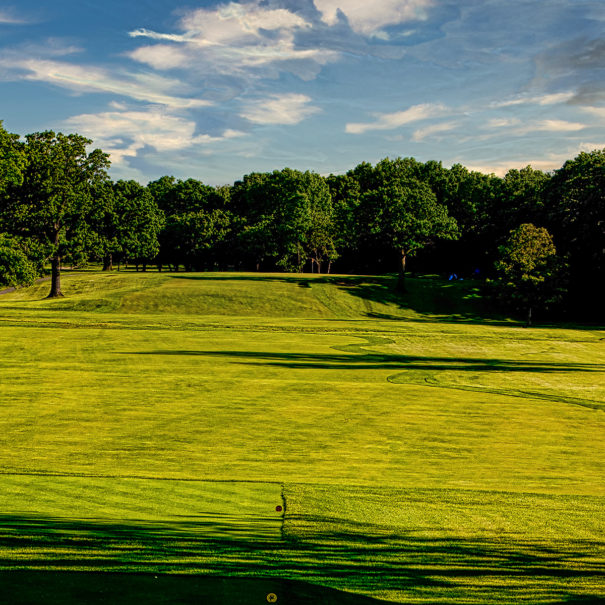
xmin=0 ymin=121 xmax=603 ymax=321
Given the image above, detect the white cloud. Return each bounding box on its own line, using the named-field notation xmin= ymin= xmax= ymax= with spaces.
xmin=490 ymin=92 xmax=575 ymax=108
xmin=313 ymin=0 xmax=433 ymax=35
xmin=346 ymin=103 xmax=448 ymax=134
xmin=578 ymin=142 xmax=605 ymax=153
xmin=485 ymin=117 xmax=586 ymax=133
xmin=463 ymin=159 xmax=563 ymax=177
xmin=412 ymin=120 xmax=458 ymax=141
xmin=128 ymin=2 xmax=339 ymax=77
xmin=528 ymin=119 xmax=586 ymax=132
xmin=129 ymin=29 xmax=195 ymax=44
xmin=179 ymin=2 xmax=311 ymax=44
xmin=0 ymin=57 xmax=210 ymax=108
xmin=462 ymin=142 xmax=603 ymax=177
xmin=580 ymin=106 xmax=605 ymax=120
xmin=64 ymin=106 xmax=245 ymax=165
xmin=241 ymin=93 xmax=320 ymax=125
xmin=486 ymin=117 xmax=521 ymax=128
xmin=128 ymin=45 xmax=189 ymax=70
xmin=0 ymin=9 xmax=28 ymax=24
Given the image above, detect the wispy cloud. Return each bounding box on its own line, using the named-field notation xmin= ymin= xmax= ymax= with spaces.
xmin=313 ymin=0 xmax=433 ymax=36
xmin=490 ymin=92 xmax=575 ymax=108
xmin=0 ymin=56 xmax=211 ymax=108
xmin=463 ymin=144 xmax=597 ymax=176
xmin=580 ymin=106 xmax=605 ymax=121
xmin=64 ymin=106 xmax=245 ymax=165
xmin=346 ymin=103 xmax=448 ymax=134
xmin=523 ymin=119 xmax=587 ymax=133
xmin=578 ymin=141 xmax=605 ymax=153
xmin=463 ymin=159 xmax=563 ymax=177
xmin=128 ymin=44 xmax=189 ymax=70
xmin=411 ymin=120 xmax=458 ymax=141
xmin=127 ymin=1 xmax=338 ymax=79
xmin=486 ymin=117 xmax=587 ymax=134
xmin=533 ymin=37 xmax=605 ymax=105
xmin=0 ymin=8 xmax=29 ymax=24
xmin=241 ymin=93 xmax=320 ymax=125
xmin=486 ymin=117 xmax=521 ymax=128
xmin=129 ymin=28 xmax=195 ymax=44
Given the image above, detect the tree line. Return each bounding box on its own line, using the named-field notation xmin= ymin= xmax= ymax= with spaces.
xmin=0 ymin=121 xmax=603 ymax=322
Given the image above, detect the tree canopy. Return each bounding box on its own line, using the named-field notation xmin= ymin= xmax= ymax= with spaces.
xmin=2 ymin=131 xmax=110 ymax=296
xmin=491 ymin=223 xmax=567 ymax=325
xmin=0 ymin=120 xmax=603 ymax=322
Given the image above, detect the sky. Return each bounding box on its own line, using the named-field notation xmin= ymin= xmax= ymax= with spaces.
xmin=0 ymin=0 xmax=603 ymax=185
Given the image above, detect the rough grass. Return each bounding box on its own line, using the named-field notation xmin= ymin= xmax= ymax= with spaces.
xmin=0 ymin=270 xmax=603 ymax=604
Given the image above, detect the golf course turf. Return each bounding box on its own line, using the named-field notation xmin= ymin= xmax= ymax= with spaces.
xmin=0 ymin=271 xmax=603 ymax=603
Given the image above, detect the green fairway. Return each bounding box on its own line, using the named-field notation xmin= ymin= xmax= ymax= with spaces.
xmin=0 ymin=271 xmax=603 ymax=603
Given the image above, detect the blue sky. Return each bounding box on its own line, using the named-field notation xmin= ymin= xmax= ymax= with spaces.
xmin=1 ymin=0 xmax=603 ymax=184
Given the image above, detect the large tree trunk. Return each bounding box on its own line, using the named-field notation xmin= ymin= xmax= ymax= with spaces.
xmin=396 ymin=249 xmax=407 ymax=292
xmin=526 ymin=306 xmax=532 ymax=327
xmin=47 ymin=255 xmax=63 ymax=298
xmin=102 ymin=254 xmax=113 ymax=271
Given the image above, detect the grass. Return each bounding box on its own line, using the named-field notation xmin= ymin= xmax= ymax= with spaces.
xmin=0 ymin=270 xmax=604 ymax=603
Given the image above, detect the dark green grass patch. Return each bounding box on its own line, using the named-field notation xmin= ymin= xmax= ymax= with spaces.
xmin=0 ymin=571 xmax=384 ymax=605
xmin=0 ymin=479 xmax=603 ymax=604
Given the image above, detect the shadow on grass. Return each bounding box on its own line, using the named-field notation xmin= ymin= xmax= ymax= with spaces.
xmin=0 ymin=571 xmax=382 ymax=605
xmin=126 ymin=349 xmax=604 ymax=374
xmin=169 ymin=273 xmax=510 ymax=325
xmin=168 ymin=273 xmax=605 ymax=330
xmin=124 ymin=347 xmax=605 ymax=409
xmin=0 ymin=514 xmax=603 ymax=604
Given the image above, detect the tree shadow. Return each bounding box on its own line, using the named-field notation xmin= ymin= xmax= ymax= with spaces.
xmin=125 ymin=349 xmax=604 ymax=374
xmin=0 ymin=513 xmax=603 ymax=604
xmin=167 ymin=273 xmax=595 ymax=328
xmin=0 ymin=570 xmax=383 ymax=605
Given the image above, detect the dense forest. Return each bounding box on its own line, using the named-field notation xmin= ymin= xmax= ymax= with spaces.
xmin=0 ymin=121 xmax=603 ymax=322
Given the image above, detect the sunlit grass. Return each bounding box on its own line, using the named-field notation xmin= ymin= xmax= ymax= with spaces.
xmin=0 ymin=271 xmax=603 ymax=603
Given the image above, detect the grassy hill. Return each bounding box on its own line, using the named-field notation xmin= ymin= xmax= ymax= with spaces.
xmin=2 ymin=270 xmax=489 ymax=319
xmin=0 ymin=271 xmax=603 ymax=604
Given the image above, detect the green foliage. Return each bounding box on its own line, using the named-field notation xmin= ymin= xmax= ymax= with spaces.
xmin=1 ymin=130 xmax=110 ymax=295
xmin=149 ymin=177 xmax=226 ymax=215
xmin=352 ymin=159 xmax=458 ymax=277
xmin=0 ymin=233 xmax=37 ymax=288
xmin=546 ymin=148 xmax=605 ymax=317
xmin=2 ymin=120 xmax=603 ymax=318
xmin=163 ymin=208 xmax=231 ymax=270
xmin=0 ymin=121 xmax=26 ymax=196
xmin=366 ymin=180 xmax=457 ymax=254
xmin=148 ymin=176 xmax=231 ymax=270
xmin=113 ymin=179 xmax=164 ymax=262
xmin=233 ymin=168 xmax=335 ymax=271
xmin=14 ymin=131 xmax=110 ymax=242
xmin=490 ymin=223 xmax=567 ymax=322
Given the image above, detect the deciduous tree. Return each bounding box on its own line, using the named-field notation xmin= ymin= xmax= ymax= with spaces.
xmin=0 ymin=234 xmax=36 ymax=288
xmin=491 ymin=223 xmax=567 ymax=325
xmin=6 ymin=131 xmax=109 ymax=297
xmin=546 ymin=149 xmax=605 ymax=318
xmin=353 ymin=159 xmax=458 ymax=289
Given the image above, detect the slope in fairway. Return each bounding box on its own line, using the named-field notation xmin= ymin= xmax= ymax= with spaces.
xmin=0 ymin=271 xmax=604 ymax=603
